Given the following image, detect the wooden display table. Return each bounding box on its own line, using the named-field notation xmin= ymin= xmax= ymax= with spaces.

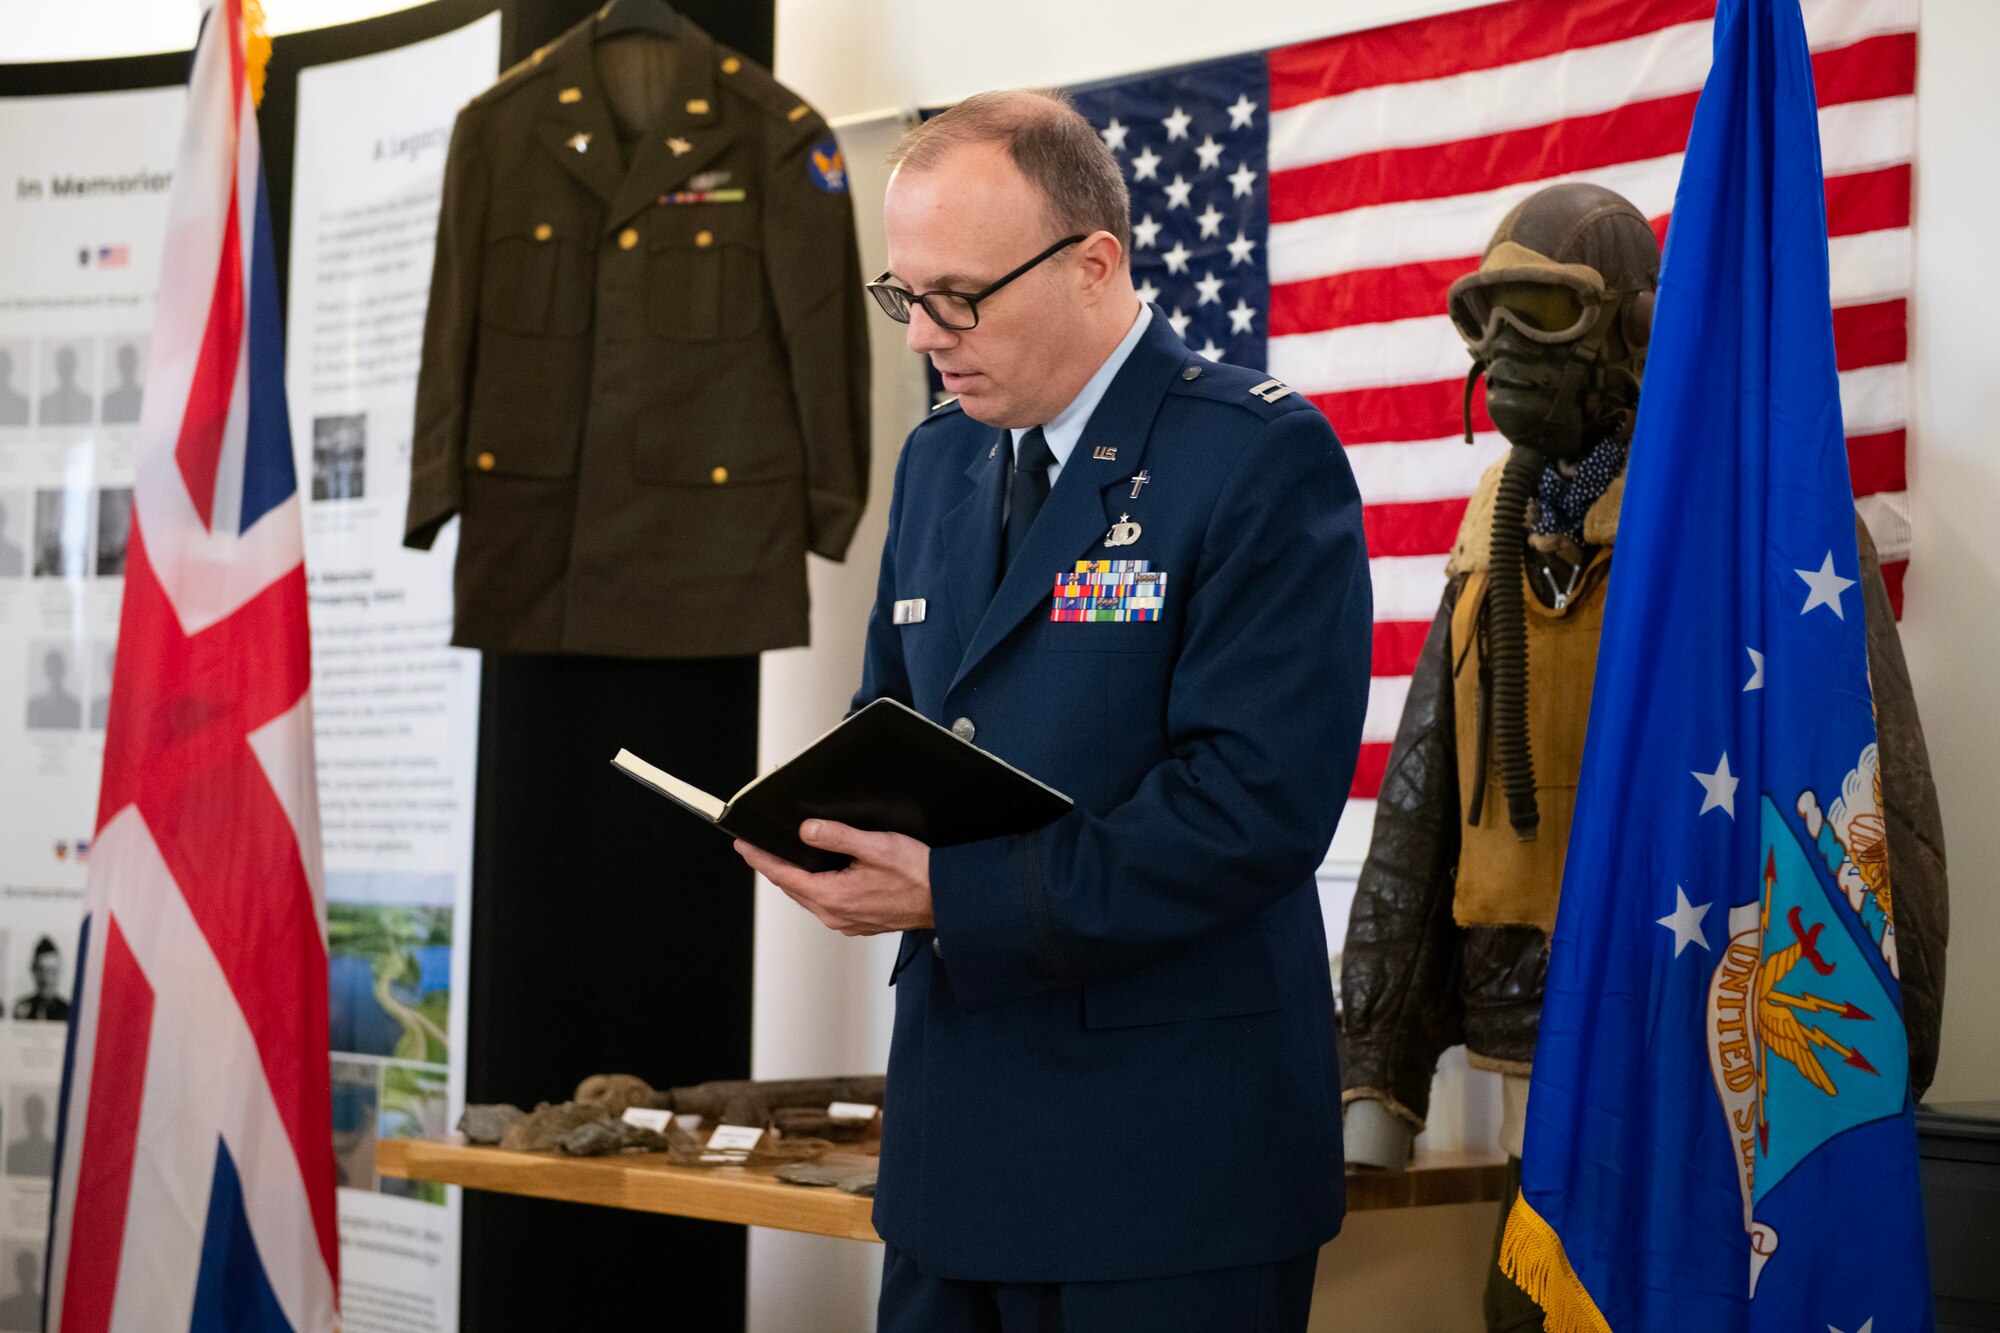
xmin=376 ymin=1138 xmax=1507 ymax=1243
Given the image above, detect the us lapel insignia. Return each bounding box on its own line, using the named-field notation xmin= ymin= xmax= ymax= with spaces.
xmin=1091 ymin=445 xmax=1118 ymax=461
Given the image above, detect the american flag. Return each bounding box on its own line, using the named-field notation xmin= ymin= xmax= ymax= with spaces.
xmin=1069 ymin=0 xmax=1915 ymax=803
xmin=46 ymin=2 xmax=339 ymax=1330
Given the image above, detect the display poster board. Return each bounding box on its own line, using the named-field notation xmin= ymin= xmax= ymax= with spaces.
xmin=0 ymin=81 xmax=183 ymax=1327
xmin=285 ymin=14 xmax=498 ymax=1332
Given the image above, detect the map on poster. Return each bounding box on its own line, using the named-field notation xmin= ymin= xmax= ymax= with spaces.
xmin=0 ymin=80 xmax=183 ymax=1325
xmin=286 ymin=13 xmax=499 ymax=1332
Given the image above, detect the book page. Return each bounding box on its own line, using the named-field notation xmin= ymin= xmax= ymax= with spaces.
xmin=612 ymin=749 xmax=726 ymax=821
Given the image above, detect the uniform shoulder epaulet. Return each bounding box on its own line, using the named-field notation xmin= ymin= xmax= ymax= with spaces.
xmin=468 ymin=42 xmax=556 ymax=108
xmin=715 ymin=46 xmax=829 ymax=135
xmin=1167 ymin=359 xmax=1311 ymax=418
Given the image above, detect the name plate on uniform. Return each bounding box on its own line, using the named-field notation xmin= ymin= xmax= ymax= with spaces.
xmin=892 ymin=598 xmax=926 ymax=625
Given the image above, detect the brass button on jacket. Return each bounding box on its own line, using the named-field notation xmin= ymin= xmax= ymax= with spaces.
xmin=406 ymin=14 xmax=871 ymax=658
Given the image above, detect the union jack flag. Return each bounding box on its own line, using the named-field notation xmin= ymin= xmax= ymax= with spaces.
xmin=46 ymin=2 xmax=339 ymax=1330
xmin=1065 ymin=0 xmax=1915 ymax=804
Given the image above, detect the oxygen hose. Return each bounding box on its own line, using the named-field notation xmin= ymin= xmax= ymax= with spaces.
xmin=1486 ymin=445 xmax=1544 ymax=842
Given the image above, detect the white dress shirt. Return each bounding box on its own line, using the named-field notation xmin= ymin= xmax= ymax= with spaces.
xmin=1009 ymin=303 xmax=1152 ymax=484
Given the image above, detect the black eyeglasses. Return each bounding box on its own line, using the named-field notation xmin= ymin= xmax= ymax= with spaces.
xmin=866 ymin=234 xmax=1087 ymax=331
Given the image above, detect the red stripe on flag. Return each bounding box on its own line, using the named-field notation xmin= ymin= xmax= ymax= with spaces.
xmin=1350 ymin=741 xmax=1392 ymax=800
xmin=95 ymin=521 xmax=338 ymax=1277
xmin=1272 ymin=91 xmax=1700 ymax=224
xmin=173 ymin=181 xmax=244 ymax=530
xmin=1269 ymin=0 xmax=1715 ymax=108
xmin=1833 ymin=299 xmax=1908 ymax=371
xmin=1314 ymin=378 xmax=1491 ymax=447
xmin=60 ymin=917 xmax=155 ymax=1333
xmin=1365 ymin=497 xmax=1468 ymax=559
xmin=1373 ymin=619 xmax=1434 ymax=678
xmin=1826 ymin=165 xmax=1911 ymax=239
xmin=1272 ymin=255 xmax=1478 ymax=337
xmin=1847 ymin=429 xmax=1907 ymax=498
xmin=1812 ymin=32 xmax=1916 ymax=105
xmin=1879 ymin=558 xmax=1907 ymax=618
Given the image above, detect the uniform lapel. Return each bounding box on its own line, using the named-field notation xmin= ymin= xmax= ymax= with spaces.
xmin=949 ymin=314 xmax=1186 ymax=691
xmin=939 ymin=429 xmax=1008 ymax=661
xmin=535 ymin=29 xmax=622 ymax=208
xmin=605 ymin=23 xmax=730 ymax=230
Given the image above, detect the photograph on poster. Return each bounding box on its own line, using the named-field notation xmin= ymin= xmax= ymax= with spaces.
xmin=11 ymin=934 xmax=68 ymax=1022
xmin=378 ymin=1064 xmax=448 ymax=1204
xmin=24 ymin=643 xmax=82 ymax=733
xmin=0 ymin=1240 xmax=42 ymax=1333
xmin=30 ymin=489 xmax=86 ymax=578
xmin=0 ymin=341 xmax=27 ymax=430
xmin=98 ymin=337 xmax=146 ymax=426
xmin=95 ymin=486 xmax=131 ymax=577
xmin=35 ymin=339 xmax=95 ymax=429
xmin=88 ymin=641 xmax=113 ymax=731
xmin=331 ymin=1059 xmax=379 ymax=1191
xmin=3 ymin=1087 xmax=54 ymax=1178
xmin=311 ymin=413 xmax=366 ymax=502
xmin=328 ymin=895 xmax=450 ymax=1065
xmin=0 ymin=492 xmax=23 ymax=577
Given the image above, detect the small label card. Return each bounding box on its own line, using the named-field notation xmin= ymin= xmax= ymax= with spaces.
xmin=826 ymin=1102 xmax=878 ymax=1121
xmin=675 ymin=1113 xmax=703 ymax=1133
xmin=621 ymin=1107 xmax=672 ymax=1133
xmin=706 ymin=1124 xmax=764 ymax=1153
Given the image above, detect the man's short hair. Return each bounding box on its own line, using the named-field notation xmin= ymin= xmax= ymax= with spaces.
xmin=33 ymin=936 xmax=58 ymax=960
xmin=889 ymin=89 xmax=1132 ymax=257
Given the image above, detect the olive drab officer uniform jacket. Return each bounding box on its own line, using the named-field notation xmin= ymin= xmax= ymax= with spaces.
xmin=405 ymin=15 xmax=870 ymax=658
xmin=857 ymin=311 xmax=1373 ymax=1281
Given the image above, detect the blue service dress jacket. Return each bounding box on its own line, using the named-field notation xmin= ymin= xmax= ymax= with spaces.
xmin=855 ymin=310 xmax=1372 ymax=1283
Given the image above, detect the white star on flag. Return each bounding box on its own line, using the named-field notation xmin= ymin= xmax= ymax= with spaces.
xmin=1194 ymin=272 xmax=1224 ymax=305
xmin=1136 ymin=278 xmax=1160 ymax=304
xmin=1195 ymin=203 xmax=1224 ymax=238
xmin=1226 ymin=231 xmax=1257 ymax=266
xmin=1131 ymin=145 xmax=1162 ymax=181
xmin=1226 ymin=93 xmax=1257 ymax=129
xmin=1099 ymin=117 xmax=1128 ymax=153
xmin=1197 ymin=338 xmax=1225 ymax=361
xmin=1227 ymin=162 xmax=1258 ymax=198
xmin=1167 ymin=307 xmax=1192 ymax=338
xmin=1161 ymin=106 xmax=1193 ymax=141
xmin=1228 ymin=298 xmax=1256 ymax=334
xmin=1656 ymin=886 xmax=1711 ymax=957
xmin=1132 ymin=213 xmax=1162 ymax=249
xmin=1194 ymin=135 xmax=1224 ymax=171
xmin=1164 ymin=174 xmax=1193 ymax=209
xmin=1693 ymin=752 xmax=1738 ymax=818
xmin=1744 ymin=647 xmax=1765 ymax=691
xmin=1796 ymin=552 xmax=1856 ymax=619
xmin=1162 ymin=241 xmax=1192 ymax=274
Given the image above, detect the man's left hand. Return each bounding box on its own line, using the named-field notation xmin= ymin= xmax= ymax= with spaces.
xmin=734 ymin=820 xmax=934 ymax=936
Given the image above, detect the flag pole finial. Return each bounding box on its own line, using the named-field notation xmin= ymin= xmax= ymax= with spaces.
xmin=243 ymin=0 xmax=272 ymax=107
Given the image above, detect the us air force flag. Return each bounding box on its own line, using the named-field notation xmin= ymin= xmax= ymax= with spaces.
xmin=1498 ymin=2 xmax=1934 ymax=1330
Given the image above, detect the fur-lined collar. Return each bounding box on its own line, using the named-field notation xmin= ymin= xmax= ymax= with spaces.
xmin=1444 ymin=459 xmax=1624 ymax=577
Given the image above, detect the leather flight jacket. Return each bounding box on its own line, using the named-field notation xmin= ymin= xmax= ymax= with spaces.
xmin=1340 ymin=474 xmax=1948 ymax=1137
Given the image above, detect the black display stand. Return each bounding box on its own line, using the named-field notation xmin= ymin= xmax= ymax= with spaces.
xmin=464 ymin=651 xmax=758 ymax=1331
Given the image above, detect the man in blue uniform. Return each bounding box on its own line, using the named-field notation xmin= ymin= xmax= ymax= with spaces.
xmin=735 ymin=89 xmax=1371 ymax=1332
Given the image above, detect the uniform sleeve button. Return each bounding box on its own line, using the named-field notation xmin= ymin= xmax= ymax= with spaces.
xmin=695 ymin=229 xmax=714 ymax=248
xmin=475 ymin=451 xmax=496 ymax=471
xmin=950 ymin=717 xmax=975 ymax=742
xmin=619 ymin=227 xmax=640 ymax=250
xmin=710 ymin=465 xmax=729 ymax=485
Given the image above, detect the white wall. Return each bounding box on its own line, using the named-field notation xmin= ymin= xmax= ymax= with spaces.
xmin=1 ymin=0 xmax=432 ymax=62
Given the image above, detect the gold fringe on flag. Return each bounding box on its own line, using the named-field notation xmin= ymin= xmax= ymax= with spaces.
xmin=243 ymin=0 xmax=272 ymax=107
xmin=1497 ymin=1192 xmax=1617 ymax=1333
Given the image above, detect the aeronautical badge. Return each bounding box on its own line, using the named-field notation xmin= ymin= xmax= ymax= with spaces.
xmin=1703 ymin=766 xmax=1909 ymax=1298
xmin=808 ymin=138 xmax=848 ymax=194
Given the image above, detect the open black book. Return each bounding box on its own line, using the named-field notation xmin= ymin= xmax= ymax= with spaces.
xmin=612 ymin=698 xmax=1073 ymax=873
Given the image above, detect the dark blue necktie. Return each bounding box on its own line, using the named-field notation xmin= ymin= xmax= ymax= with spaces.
xmin=1003 ymin=426 xmax=1054 ymax=576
